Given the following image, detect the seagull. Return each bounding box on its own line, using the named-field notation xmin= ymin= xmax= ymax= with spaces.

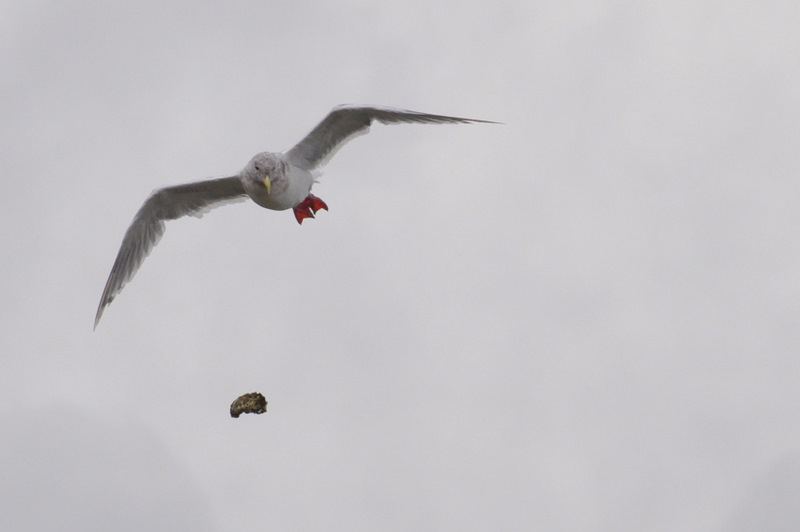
xmin=94 ymin=104 xmax=496 ymax=328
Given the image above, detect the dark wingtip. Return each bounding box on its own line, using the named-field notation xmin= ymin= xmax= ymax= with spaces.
xmin=93 ymin=303 xmax=105 ymax=331
xmin=464 ymin=117 xmax=503 ymax=125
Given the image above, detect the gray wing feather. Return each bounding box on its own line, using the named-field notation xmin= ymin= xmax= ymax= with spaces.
xmin=94 ymin=176 xmax=247 ymax=328
xmin=285 ymin=104 xmax=498 ymax=170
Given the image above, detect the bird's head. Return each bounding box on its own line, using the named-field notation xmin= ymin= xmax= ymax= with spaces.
xmin=243 ymin=152 xmax=282 ymax=195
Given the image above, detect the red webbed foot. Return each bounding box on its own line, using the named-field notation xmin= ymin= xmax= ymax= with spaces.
xmin=293 ymin=194 xmax=328 ymax=224
xmin=306 ymin=194 xmax=328 ymax=213
xmin=293 ymin=205 xmax=315 ymax=224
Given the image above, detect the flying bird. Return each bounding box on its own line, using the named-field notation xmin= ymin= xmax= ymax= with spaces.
xmin=94 ymin=104 xmax=496 ymax=328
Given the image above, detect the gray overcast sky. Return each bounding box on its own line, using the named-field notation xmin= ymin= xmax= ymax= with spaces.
xmin=2 ymin=1 xmax=799 ymax=531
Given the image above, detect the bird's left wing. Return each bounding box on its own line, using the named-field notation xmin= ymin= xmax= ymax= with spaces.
xmin=285 ymin=104 xmax=497 ymax=170
xmin=94 ymin=176 xmax=247 ymax=328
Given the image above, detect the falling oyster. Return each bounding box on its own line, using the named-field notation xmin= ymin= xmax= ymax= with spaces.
xmin=230 ymin=392 xmax=268 ymax=418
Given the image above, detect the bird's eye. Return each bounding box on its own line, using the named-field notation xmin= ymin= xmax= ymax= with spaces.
xmin=255 ymin=165 xmax=260 ymax=171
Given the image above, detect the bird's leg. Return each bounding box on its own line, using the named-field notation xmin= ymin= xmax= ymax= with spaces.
xmin=293 ymin=194 xmax=328 ymax=224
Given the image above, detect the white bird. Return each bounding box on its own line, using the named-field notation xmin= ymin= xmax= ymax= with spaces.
xmin=94 ymin=104 xmax=496 ymax=328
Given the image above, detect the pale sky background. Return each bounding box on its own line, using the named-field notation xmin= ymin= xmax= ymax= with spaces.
xmin=2 ymin=1 xmax=799 ymax=531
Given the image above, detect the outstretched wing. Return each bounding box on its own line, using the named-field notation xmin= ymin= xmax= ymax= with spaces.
xmin=94 ymin=176 xmax=247 ymax=328
xmin=285 ymin=104 xmax=497 ymax=170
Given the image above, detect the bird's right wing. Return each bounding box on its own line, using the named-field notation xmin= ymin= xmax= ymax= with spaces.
xmin=94 ymin=176 xmax=247 ymax=328
xmin=285 ymin=104 xmax=497 ymax=170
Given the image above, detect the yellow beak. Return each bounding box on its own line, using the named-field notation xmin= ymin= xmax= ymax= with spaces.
xmin=263 ymin=175 xmax=272 ymax=195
